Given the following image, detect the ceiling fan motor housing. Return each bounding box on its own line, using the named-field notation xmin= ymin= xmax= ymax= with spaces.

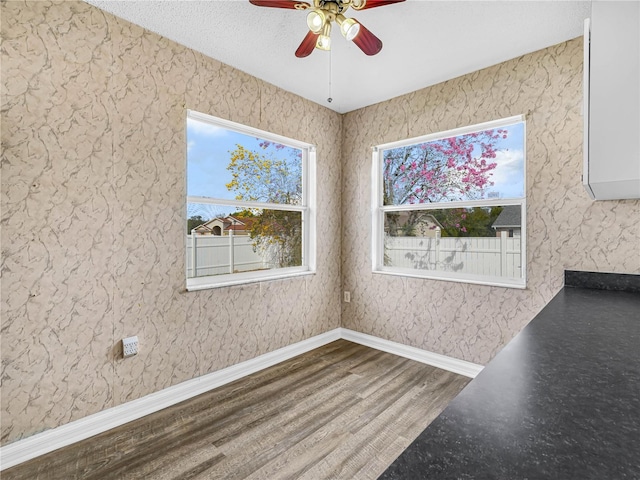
xmin=316 ymin=0 xmax=350 ymax=15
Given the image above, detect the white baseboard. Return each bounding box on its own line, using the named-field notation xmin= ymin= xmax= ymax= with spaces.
xmin=0 ymin=329 xmax=341 ymax=471
xmin=0 ymin=328 xmax=482 ymax=470
xmin=339 ymin=328 xmax=484 ymax=379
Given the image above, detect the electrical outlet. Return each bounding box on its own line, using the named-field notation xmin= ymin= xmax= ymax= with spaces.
xmin=344 ymin=291 xmax=351 ymax=303
xmin=122 ymin=336 xmax=139 ymax=358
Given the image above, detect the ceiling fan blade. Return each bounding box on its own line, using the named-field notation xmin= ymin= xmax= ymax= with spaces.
xmin=351 ymin=0 xmax=405 ymax=10
xmin=351 ymin=20 xmax=383 ymax=56
xmin=249 ymin=0 xmax=311 ymax=9
xmin=295 ymin=30 xmax=319 ymax=58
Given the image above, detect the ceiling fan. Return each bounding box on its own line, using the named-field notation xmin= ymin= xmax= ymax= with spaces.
xmin=249 ymin=0 xmax=406 ymax=57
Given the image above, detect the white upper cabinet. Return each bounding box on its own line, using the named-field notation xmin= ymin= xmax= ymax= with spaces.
xmin=583 ymin=1 xmax=640 ymax=200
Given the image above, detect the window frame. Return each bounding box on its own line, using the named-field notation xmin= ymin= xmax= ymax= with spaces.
xmin=371 ymin=115 xmax=527 ymax=289
xmin=186 ymin=110 xmax=316 ymax=291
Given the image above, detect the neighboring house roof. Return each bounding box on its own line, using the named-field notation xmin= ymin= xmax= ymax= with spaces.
xmin=225 ymin=216 xmax=255 ymax=231
xmin=492 ymin=205 xmax=522 ymax=229
xmin=192 ymin=216 xmax=256 ymax=234
xmin=192 ymin=218 xmax=218 ymax=233
xmin=395 ymin=211 xmax=444 ymax=230
xmin=193 ymin=220 xmax=213 ymax=233
xmin=419 ymin=213 xmax=443 ymax=230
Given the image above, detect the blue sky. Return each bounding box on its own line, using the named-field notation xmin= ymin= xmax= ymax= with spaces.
xmin=187 ymin=118 xmax=525 ymax=220
xmin=187 ymin=118 xmax=257 ymax=219
xmin=187 ymin=117 xmax=301 ymax=220
xmin=187 ymin=118 xmax=255 ymax=201
xmin=485 ymin=122 xmax=525 ymax=199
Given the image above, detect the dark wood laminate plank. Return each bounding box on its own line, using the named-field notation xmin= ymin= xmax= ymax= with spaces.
xmin=208 ymin=379 xmax=365 ymax=479
xmin=249 ymin=382 xmax=427 ymax=480
xmin=303 ymin=373 xmax=470 ymax=480
xmin=124 ymin=439 xmax=225 ymax=480
xmin=2 ymin=340 xmax=470 ymax=480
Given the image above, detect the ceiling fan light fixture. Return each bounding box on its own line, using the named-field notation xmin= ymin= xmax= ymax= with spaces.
xmin=249 ymin=0 xmax=405 ymax=57
xmin=306 ymin=9 xmax=326 ymax=33
xmin=315 ymin=22 xmax=332 ymax=50
xmin=316 ymin=34 xmax=331 ymax=50
xmin=338 ymin=17 xmax=360 ymax=41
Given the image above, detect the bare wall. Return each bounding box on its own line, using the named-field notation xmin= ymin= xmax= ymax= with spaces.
xmin=1 ymin=1 xmax=342 ymax=446
xmin=4 ymin=2 xmax=639 ymax=450
xmin=341 ymin=38 xmax=640 ymax=366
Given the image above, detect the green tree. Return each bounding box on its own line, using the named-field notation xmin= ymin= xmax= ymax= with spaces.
xmin=187 ymin=215 xmax=206 ymax=234
xmin=229 ymin=209 xmax=255 ymax=220
xmin=226 ymin=141 xmax=302 ymax=268
xmin=432 ymin=206 xmax=503 ymax=237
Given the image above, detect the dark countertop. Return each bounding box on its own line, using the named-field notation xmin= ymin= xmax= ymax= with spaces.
xmin=381 ymin=279 xmax=640 ymax=479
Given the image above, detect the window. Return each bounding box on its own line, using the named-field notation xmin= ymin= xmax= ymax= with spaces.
xmin=372 ymin=116 xmax=526 ymax=288
xmin=186 ymin=110 xmax=315 ymax=290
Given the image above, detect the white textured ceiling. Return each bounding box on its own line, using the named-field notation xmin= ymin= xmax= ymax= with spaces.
xmin=85 ymin=0 xmax=591 ymax=113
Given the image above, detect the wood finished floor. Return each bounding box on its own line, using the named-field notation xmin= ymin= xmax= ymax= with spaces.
xmin=3 ymin=340 xmax=470 ymax=480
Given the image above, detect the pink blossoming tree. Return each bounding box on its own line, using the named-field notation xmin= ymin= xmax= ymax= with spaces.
xmin=383 ymin=129 xmax=506 ymax=235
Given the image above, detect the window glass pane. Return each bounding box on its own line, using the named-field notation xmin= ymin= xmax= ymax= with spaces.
xmin=187 ymin=117 xmax=302 ymax=205
xmin=187 ymin=203 xmax=302 ymax=279
xmin=382 ymin=122 xmax=524 ymax=205
xmin=383 ymin=206 xmax=522 ymax=279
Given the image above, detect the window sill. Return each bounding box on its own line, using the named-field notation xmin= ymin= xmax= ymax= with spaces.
xmin=186 ymin=268 xmax=315 ymax=291
xmin=373 ymin=268 xmax=526 ymax=289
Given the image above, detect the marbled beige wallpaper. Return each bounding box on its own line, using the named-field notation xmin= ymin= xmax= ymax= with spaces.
xmin=3 ymin=1 xmax=639 ymax=451
xmin=1 ymin=1 xmax=342 ymax=445
xmin=341 ymin=38 xmax=640 ymax=366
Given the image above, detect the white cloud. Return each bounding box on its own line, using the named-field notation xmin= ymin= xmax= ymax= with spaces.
xmin=488 ymin=148 xmax=524 ymax=197
xmin=187 ymin=140 xmax=195 ymax=153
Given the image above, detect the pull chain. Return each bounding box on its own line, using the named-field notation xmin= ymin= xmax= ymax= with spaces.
xmin=327 ymin=49 xmax=333 ymax=103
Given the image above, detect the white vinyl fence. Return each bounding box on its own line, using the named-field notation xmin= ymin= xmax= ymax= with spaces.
xmin=186 ymin=234 xmax=268 ymax=277
xmin=385 ymin=231 xmax=521 ymax=278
